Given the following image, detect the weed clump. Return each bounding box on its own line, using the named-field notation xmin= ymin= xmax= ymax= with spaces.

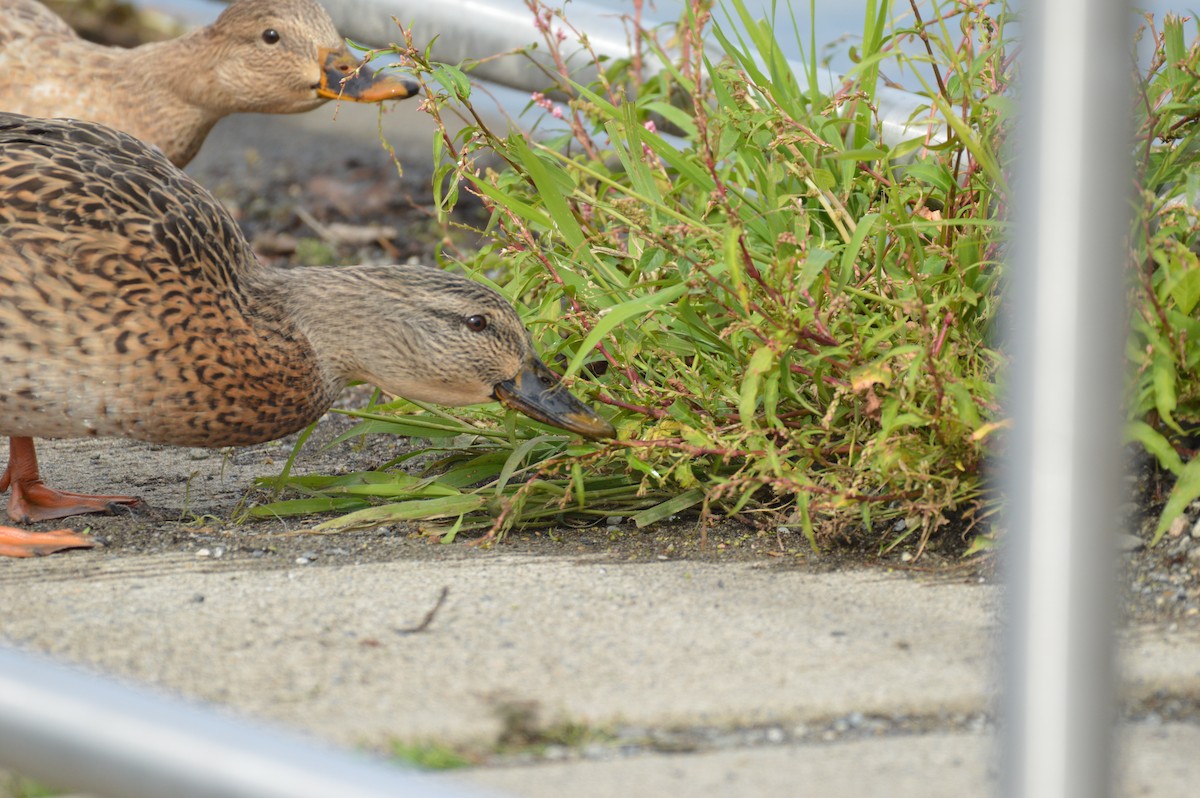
xmin=258 ymin=0 xmax=1013 ymax=554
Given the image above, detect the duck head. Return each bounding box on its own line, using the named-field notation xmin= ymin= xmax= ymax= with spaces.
xmin=292 ymin=265 xmax=616 ymax=440
xmin=209 ymin=0 xmax=418 ymax=111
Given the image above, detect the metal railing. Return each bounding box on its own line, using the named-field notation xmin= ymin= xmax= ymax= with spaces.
xmin=0 ymin=647 xmax=495 ymax=798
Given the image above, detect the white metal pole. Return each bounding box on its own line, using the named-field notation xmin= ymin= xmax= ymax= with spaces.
xmin=1003 ymin=1 xmax=1131 ymax=797
xmin=0 ymin=647 xmax=496 ymax=798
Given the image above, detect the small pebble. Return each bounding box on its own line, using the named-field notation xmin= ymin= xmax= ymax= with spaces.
xmin=606 ymin=516 xmax=624 ymax=526
xmin=542 ymin=745 xmax=569 ymax=761
xmin=583 ymin=743 xmax=613 ymax=760
xmin=900 ymin=552 xmax=913 ymax=562
xmin=1115 ymin=533 xmax=1145 ymax=552
xmin=196 ymin=548 xmax=211 ymax=558
xmin=295 ymin=556 xmax=311 ymax=565
xmin=1191 ymin=517 xmax=1200 ymax=539
xmin=1168 ymin=515 xmax=1189 ymax=538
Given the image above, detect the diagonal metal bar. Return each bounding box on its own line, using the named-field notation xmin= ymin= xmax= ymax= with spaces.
xmin=0 ymin=646 xmax=497 ymax=798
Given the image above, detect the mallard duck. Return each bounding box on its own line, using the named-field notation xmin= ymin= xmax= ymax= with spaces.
xmin=0 ymin=0 xmax=418 ymax=167
xmin=0 ymin=113 xmax=614 ymax=557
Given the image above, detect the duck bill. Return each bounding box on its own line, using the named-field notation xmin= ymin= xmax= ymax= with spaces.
xmin=494 ymin=359 xmax=616 ymax=440
xmin=317 ymin=47 xmax=419 ymax=102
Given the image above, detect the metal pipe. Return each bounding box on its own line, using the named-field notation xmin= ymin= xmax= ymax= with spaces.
xmin=0 ymin=646 xmax=494 ymax=798
xmin=322 ymin=0 xmax=942 ymax=147
xmin=1001 ymin=0 xmax=1130 ymax=796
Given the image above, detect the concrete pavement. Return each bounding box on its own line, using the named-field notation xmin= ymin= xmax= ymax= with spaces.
xmin=2 ymin=549 xmax=1199 ymax=795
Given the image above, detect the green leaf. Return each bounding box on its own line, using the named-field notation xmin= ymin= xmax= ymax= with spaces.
xmin=838 ymin=213 xmax=880 ymax=288
xmin=496 ymin=435 xmax=556 ymax=494
xmin=641 ymin=101 xmax=699 ymax=139
xmin=247 ymin=497 xmax=368 ymax=518
xmin=313 ymin=494 xmax=490 ymax=532
xmin=739 ymin=346 xmax=779 ymax=427
xmin=1126 ymin=420 xmax=1184 ymax=476
xmin=631 ymin=489 xmax=706 ymax=528
xmin=1154 ymin=455 xmax=1200 ymax=545
xmin=430 ymin=63 xmax=471 ymax=100
xmin=1153 ymin=351 xmax=1182 ymax=433
xmin=1168 ymin=264 xmax=1200 ymax=315
xmin=904 ymin=160 xmax=955 ymax=193
xmin=511 ymin=137 xmax=585 ymax=251
xmin=564 ymin=282 xmax=689 ymax=377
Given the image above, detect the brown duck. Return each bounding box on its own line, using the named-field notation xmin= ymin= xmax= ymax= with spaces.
xmin=0 ymin=113 xmax=614 ymax=557
xmin=0 ymin=0 xmax=418 ymax=167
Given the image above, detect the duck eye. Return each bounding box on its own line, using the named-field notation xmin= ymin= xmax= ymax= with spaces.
xmin=465 ymin=314 xmax=488 ymax=332
xmin=261 ymin=29 xmax=280 ymax=44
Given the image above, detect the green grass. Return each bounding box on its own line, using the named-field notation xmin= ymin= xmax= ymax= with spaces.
xmin=252 ymin=2 xmax=1200 ymax=553
xmin=0 ymin=774 xmax=60 ymax=798
xmin=387 ymin=701 xmax=616 ymax=768
xmin=390 ymin=741 xmax=473 ymax=770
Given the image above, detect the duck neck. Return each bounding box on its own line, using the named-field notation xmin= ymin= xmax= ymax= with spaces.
xmin=121 ymin=35 xmax=222 ymax=165
xmin=260 ymin=262 xmax=459 ymax=407
xmin=251 ymin=264 xmax=369 ymax=399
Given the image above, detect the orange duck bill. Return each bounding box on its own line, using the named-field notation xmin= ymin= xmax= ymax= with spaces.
xmin=493 ymin=358 xmax=616 ymax=440
xmin=318 ymin=47 xmax=419 ymax=102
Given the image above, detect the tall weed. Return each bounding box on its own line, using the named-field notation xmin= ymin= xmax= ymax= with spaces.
xmin=259 ymin=0 xmax=1015 ymax=552
xmin=1127 ymin=13 xmax=1200 ymax=544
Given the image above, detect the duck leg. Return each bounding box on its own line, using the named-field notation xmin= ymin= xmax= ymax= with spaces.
xmin=2 ymin=436 xmax=140 ymax=523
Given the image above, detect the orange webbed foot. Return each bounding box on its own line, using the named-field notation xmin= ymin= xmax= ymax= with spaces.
xmin=7 ymin=481 xmax=141 ymax=524
xmin=3 ymin=436 xmax=142 ymax=523
xmin=0 ymin=525 xmax=96 ymax=558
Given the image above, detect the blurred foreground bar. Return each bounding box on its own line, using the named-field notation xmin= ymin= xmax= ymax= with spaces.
xmin=0 ymin=646 xmax=496 ymax=798
xmin=1002 ymin=1 xmax=1131 ymax=797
